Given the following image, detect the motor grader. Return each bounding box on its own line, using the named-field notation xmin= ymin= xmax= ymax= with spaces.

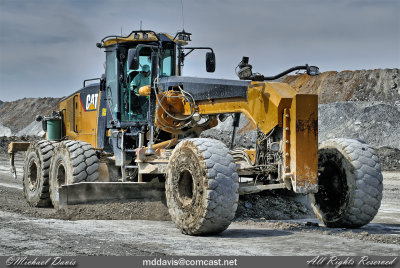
xmin=9 ymin=30 xmax=383 ymax=235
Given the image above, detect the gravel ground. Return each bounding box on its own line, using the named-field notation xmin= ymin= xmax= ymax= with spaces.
xmin=0 ymin=153 xmax=399 ymax=255
xmin=0 ymin=153 xmax=313 ymax=222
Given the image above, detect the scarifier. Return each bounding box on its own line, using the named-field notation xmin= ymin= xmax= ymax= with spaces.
xmin=9 ymin=30 xmax=383 ymax=235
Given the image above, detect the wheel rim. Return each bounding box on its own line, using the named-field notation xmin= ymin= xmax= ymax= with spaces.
xmin=27 ymin=158 xmax=39 ymax=191
xmin=315 ymin=150 xmax=349 ymax=222
xmin=178 ymin=169 xmax=194 ymax=207
xmin=54 ymin=159 xmax=66 ymax=193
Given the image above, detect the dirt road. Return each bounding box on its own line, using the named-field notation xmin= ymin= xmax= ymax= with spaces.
xmin=0 ymin=154 xmax=399 ymax=256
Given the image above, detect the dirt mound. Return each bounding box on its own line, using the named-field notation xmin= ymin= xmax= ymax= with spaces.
xmin=53 ymin=200 xmax=171 ymax=221
xmin=235 ymin=190 xmax=314 ymax=221
xmin=0 ymin=97 xmax=61 ymax=133
xmin=0 ymin=184 xmax=171 ymax=221
xmin=282 ymin=69 xmax=400 ymax=104
xmin=318 ymin=101 xmax=400 ymax=149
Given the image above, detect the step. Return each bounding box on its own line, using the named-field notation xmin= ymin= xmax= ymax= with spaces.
xmin=124 ymin=165 xmax=138 ymax=169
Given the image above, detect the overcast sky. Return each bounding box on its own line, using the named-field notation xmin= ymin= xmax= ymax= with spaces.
xmin=0 ymin=0 xmax=399 ymax=101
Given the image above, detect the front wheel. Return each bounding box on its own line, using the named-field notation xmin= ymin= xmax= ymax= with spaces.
xmin=166 ymin=138 xmax=239 ymax=235
xmin=310 ymin=138 xmax=383 ymax=228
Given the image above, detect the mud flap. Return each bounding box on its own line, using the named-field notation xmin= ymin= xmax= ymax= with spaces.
xmin=58 ymin=181 xmax=165 ymax=208
xmin=288 ymin=94 xmax=319 ymax=194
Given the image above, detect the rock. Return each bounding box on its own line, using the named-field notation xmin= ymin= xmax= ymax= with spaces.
xmin=244 ymin=201 xmax=253 ymax=209
xmin=0 ymin=124 xmax=12 ymax=137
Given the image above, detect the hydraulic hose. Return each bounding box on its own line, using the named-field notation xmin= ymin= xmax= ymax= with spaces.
xmin=251 ymin=64 xmax=317 ymax=81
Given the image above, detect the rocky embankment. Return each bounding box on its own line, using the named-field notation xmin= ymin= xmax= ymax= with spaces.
xmin=0 ymin=97 xmax=61 ymax=137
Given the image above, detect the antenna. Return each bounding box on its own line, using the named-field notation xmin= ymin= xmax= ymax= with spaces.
xmin=140 ymin=20 xmax=143 ymax=30
xmin=121 ymin=26 xmax=122 ymax=36
xmin=180 ymin=0 xmax=185 ymax=30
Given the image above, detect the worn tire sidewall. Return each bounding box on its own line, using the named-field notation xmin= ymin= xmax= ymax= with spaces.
xmin=166 ymin=142 xmax=207 ymax=232
xmin=23 ymin=150 xmax=43 ymax=205
xmin=311 ymin=145 xmax=356 ymax=225
xmin=49 ymin=145 xmax=74 ymax=208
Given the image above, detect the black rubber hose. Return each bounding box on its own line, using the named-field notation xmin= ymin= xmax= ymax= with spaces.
xmin=251 ymin=65 xmax=309 ymax=81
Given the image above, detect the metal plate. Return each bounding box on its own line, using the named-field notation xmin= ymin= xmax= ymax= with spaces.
xmin=58 ymin=182 xmax=165 ymax=207
xmin=159 ymin=76 xmax=250 ymax=101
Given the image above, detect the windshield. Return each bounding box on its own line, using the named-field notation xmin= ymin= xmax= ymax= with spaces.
xmin=160 ymin=49 xmax=172 ymax=76
xmin=136 ymin=55 xmax=151 ymax=72
xmin=129 ymin=48 xmax=173 ymax=76
xmin=120 ymin=46 xmax=174 ymax=122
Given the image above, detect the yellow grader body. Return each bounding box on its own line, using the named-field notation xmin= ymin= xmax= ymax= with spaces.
xmin=155 ymin=82 xmax=318 ymax=193
xmin=9 ymin=29 xmax=383 ymax=236
xmin=58 ymin=91 xmax=102 ymax=147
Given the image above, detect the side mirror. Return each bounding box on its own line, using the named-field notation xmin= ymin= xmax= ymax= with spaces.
xmin=127 ymin=49 xmax=139 ymax=70
xmin=206 ymin=52 xmax=216 ymax=72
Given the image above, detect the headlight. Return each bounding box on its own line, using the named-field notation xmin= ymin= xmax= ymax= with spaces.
xmin=238 ymin=66 xmax=252 ymax=80
xmin=307 ymin=66 xmax=320 ymax=76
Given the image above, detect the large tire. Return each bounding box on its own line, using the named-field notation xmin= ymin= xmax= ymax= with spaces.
xmin=310 ymin=138 xmax=383 ymax=228
xmin=49 ymin=140 xmax=99 ymax=208
xmin=166 ymin=138 xmax=239 ymax=235
xmin=23 ymin=140 xmax=58 ymax=207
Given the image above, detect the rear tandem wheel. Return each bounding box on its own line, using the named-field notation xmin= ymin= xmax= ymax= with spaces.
xmin=49 ymin=140 xmax=99 ymax=208
xmin=23 ymin=140 xmax=58 ymax=207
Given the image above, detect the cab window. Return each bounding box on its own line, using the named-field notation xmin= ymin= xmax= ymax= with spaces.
xmin=161 ymin=49 xmax=172 ymax=76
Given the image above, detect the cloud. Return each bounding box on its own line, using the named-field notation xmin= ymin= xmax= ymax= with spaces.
xmin=0 ymin=0 xmax=399 ymax=101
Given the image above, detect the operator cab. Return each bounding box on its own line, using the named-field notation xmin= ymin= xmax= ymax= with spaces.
xmin=98 ymin=30 xmax=215 ymax=129
xmin=125 ymin=45 xmax=175 ymax=121
xmin=99 ymin=31 xmax=178 ymax=126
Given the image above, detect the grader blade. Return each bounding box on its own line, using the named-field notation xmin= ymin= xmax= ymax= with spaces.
xmin=58 ymin=182 xmax=165 ymax=208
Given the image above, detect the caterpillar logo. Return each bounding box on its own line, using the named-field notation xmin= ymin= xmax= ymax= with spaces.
xmin=85 ymin=93 xmax=98 ymax=111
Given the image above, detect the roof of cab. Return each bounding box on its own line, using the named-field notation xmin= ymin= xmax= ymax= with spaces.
xmin=101 ymin=31 xmax=187 ymax=47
